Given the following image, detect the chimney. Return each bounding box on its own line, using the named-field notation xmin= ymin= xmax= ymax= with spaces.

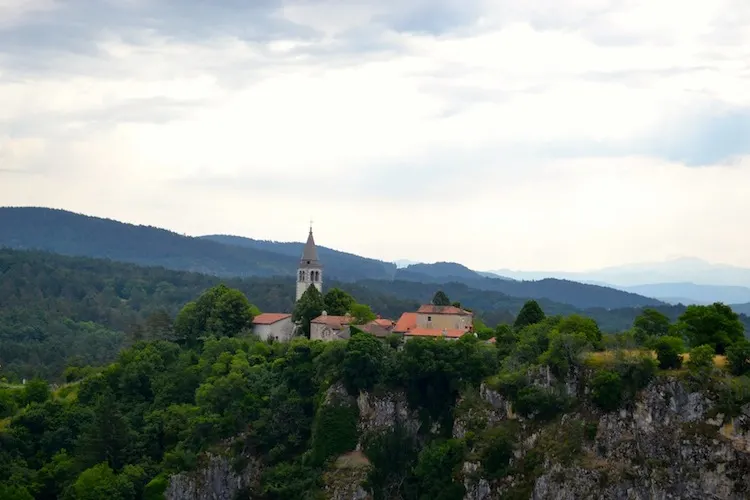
xmin=322 ymin=310 xmax=328 ymax=316
xmin=441 ymin=328 xmax=447 ymax=337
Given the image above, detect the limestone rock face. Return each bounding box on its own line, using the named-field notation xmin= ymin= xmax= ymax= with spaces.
xmin=528 ymin=379 xmax=750 ymax=500
xmin=356 ymin=389 xmax=421 ymax=441
xmin=164 ymin=453 xmax=258 ymax=500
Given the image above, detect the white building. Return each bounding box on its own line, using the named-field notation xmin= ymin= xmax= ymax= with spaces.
xmin=251 ymin=313 xmax=294 ymax=342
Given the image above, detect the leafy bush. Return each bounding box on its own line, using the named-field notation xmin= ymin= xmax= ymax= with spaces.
xmin=478 ymin=425 xmax=516 ymax=479
xmin=727 ymin=340 xmax=750 ymax=376
xmin=514 ymin=386 xmax=570 ymax=421
xmin=653 ymin=336 xmax=684 ymax=370
xmin=686 ymin=345 xmax=715 ymax=374
xmin=310 ymin=402 xmax=359 ymax=465
xmin=589 ymin=370 xmax=622 ymax=412
xmin=412 ymin=439 xmax=467 ymax=500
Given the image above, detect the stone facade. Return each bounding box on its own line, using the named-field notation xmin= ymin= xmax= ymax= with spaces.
xmin=251 ymin=313 xmax=293 ymax=342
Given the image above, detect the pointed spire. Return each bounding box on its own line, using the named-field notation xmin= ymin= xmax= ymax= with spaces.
xmin=301 ymin=224 xmax=319 ymax=262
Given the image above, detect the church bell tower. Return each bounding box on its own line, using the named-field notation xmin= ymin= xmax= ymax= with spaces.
xmin=296 ymin=223 xmax=323 ymax=301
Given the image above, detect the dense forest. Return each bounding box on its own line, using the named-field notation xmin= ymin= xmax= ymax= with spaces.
xmin=2 ymin=249 xmax=750 ymax=383
xmin=2 ymin=282 xmax=750 ymax=499
xmin=0 ymin=250 xmax=416 ymax=382
xmin=0 ymin=207 xmax=665 ymax=309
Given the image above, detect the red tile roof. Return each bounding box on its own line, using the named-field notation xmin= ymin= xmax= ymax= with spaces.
xmin=405 ymin=328 xmax=467 ymax=339
xmin=371 ymin=318 xmax=395 ymax=329
xmin=393 ymin=312 xmax=417 ymax=333
xmin=311 ymin=314 xmax=352 ymax=328
xmin=252 ymin=313 xmax=292 ymax=325
xmin=351 ymin=323 xmax=392 ymax=338
xmin=417 ymin=305 xmax=472 ymax=316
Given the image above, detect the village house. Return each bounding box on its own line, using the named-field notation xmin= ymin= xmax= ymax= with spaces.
xmin=310 ymin=312 xmax=352 ymax=341
xmin=393 ymin=304 xmax=474 ymax=341
xmin=251 ymin=313 xmax=294 ymax=342
xmin=309 ymin=313 xmax=395 ymax=341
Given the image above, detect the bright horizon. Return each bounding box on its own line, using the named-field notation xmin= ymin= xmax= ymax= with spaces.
xmin=2 ymin=1 xmax=750 ymax=272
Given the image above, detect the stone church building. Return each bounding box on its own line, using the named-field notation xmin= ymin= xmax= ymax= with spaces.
xmin=252 ymin=225 xmax=475 ymax=342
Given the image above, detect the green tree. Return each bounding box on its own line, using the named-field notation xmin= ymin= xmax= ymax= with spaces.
xmin=143 ymin=309 xmax=174 ymax=341
xmin=633 ymin=308 xmax=671 ymax=342
xmin=22 ymin=378 xmax=50 ymax=405
xmin=0 ymin=485 xmax=33 ymax=500
xmin=590 ymin=370 xmax=622 ymax=411
xmin=292 ymin=285 xmax=325 ymax=338
xmin=173 ymin=284 xmax=257 ymax=346
xmin=675 ymin=303 xmax=745 ymax=354
xmin=557 ymin=314 xmax=601 ymax=344
xmin=70 ymin=463 xmax=133 ymax=500
xmin=77 ymin=390 xmax=132 ymax=470
xmin=513 ymin=300 xmax=546 ymax=330
xmin=686 ymin=344 xmax=715 ymax=380
xmin=412 ymin=439 xmax=466 ymax=500
xmin=654 ymin=336 xmax=685 ymax=370
xmin=342 ymin=332 xmax=386 ymax=393
xmin=726 ymin=339 xmax=750 ymax=376
xmin=432 ymin=290 xmax=451 ymax=306
xmin=349 ymin=303 xmax=377 ymax=325
xmin=323 ymin=288 xmax=355 ymax=316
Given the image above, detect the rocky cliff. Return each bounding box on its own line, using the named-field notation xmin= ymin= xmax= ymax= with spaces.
xmin=167 ymin=376 xmax=750 ymax=500
xmin=462 ymin=377 xmax=750 ymax=500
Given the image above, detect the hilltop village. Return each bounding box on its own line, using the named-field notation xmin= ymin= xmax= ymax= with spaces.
xmin=250 ymin=227 xmax=480 ymax=343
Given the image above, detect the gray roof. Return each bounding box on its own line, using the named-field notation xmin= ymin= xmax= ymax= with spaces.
xmin=300 ymin=228 xmax=322 ymax=268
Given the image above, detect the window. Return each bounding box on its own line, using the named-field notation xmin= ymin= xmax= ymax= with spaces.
xmin=427 ymin=316 xmax=432 ymax=322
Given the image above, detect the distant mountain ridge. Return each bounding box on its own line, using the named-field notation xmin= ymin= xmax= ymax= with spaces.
xmin=201 ymin=234 xmax=398 ymax=281
xmin=491 ymin=257 xmax=750 ymax=288
xmin=619 ymin=283 xmax=750 ymax=305
xmin=0 ymin=206 xmax=663 ymax=310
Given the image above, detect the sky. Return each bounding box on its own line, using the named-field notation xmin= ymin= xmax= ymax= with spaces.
xmin=1 ymin=0 xmax=750 ymax=272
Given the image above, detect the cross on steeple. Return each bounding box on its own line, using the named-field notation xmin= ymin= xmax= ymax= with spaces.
xmin=309 ymin=218 xmax=313 ymax=232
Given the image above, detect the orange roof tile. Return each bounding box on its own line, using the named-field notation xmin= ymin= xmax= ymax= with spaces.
xmin=405 ymin=328 xmax=467 ymax=339
xmin=393 ymin=312 xmax=417 ymax=333
xmin=371 ymin=318 xmax=395 ymax=329
xmin=252 ymin=313 xmax=292 ymax=325
xmin=311 ymin=314 xmax=352 ymax=328
xmin=417 ymin=305 xmax=472 ymax=316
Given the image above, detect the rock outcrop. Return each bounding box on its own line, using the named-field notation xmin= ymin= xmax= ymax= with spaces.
xmin=164 ymin=453 xmax=258 ymax=500
xmin=166 ymin=376 xmax=750 ymax=500
xmin=461 ymin=377 xmax=750 ymax=500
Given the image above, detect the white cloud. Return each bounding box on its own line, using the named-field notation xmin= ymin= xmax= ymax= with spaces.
xmin=1 ymin=0 xmax=750 ymax=271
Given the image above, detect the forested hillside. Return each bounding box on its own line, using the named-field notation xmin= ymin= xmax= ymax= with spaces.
xmin=202 ymin=234 xmax=397 ymax=281
xmin=0 ymin=250 xmax=415 ymax=382
xmin=1 ymin=207 xmax=665 ymax=310
xmin=395 ymin=266 xmax=663 ymax=309
xmin=2 ymin=248 xmax=749 ymax=384
xmin=3 ymin=283 xmax=750 ymax=499
xmin=0 ymin=207 xmax=296 ymax=278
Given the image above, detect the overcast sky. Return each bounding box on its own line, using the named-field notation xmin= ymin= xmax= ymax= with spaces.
xmin=2 ymin=0 xmax=749 ymax=272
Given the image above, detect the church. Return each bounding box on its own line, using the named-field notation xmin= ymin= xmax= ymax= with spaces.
xmin=251 ymin=225 xmax=475 ymax=342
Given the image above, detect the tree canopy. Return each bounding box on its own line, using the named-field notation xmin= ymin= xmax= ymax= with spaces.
xmin=292 ymin=285 xmax=326 ymax=338
xmin=675 ymin=303 xmax=745 ymax=354
xmin=513 ymin=300 xmax=546 ymax=330
xmin=432 ymin=291 xmax=451 ymax=306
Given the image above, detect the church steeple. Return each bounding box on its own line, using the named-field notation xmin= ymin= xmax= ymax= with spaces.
xmin=301 ymin=225 xmax=319 ymax=263
xmin=296 ymin=223 xmax=323 ymax=301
